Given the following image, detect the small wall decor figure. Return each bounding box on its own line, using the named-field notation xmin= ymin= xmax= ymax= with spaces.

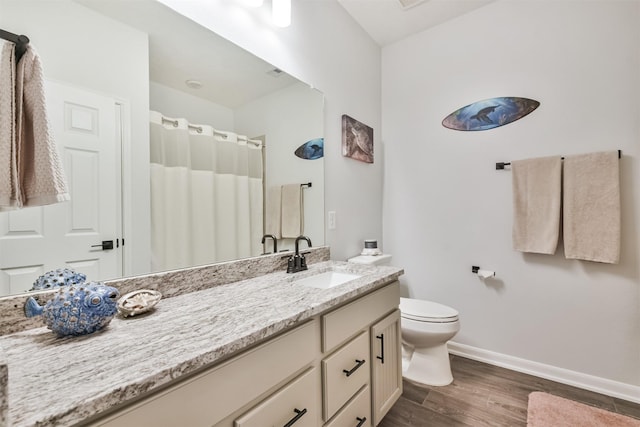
xmin=342 ymin=115 xmax=373 ymax=163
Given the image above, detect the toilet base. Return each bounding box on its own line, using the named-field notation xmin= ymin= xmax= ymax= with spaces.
xmin=402 ymin=342 xmax=453 ymax=386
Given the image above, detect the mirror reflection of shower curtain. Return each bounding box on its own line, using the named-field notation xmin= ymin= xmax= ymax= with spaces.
xmin=149 ymin=111 xmax=263 ymax=272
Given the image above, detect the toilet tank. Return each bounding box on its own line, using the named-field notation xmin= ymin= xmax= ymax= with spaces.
xmin=347 ymin=254 xmax=392 ymax=266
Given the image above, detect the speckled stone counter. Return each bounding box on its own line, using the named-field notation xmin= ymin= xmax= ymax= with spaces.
xmin=0 ymin=258 xmax=403 ymax=427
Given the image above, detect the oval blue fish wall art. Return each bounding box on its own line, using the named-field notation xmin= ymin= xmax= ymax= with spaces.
xmin=442 ymin=97 xmax=540 ymax=131
xmin=294 ymin=137 xmax=324 ymax=160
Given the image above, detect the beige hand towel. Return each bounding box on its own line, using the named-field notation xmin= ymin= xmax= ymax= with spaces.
xmin=281 ymin=183 xmax=303 ymax=238
xmin=14 ymin=45 xmax=69 ymax=207
xmin=0 ymin=41 xmax=17 ymax=208
xmin=512 ymin=156 xmax=562 ymax=254
xmin=265 ymin=186 xmax=281 ymax=238
xmin=563 ymin=151 xmax=620 ymax=264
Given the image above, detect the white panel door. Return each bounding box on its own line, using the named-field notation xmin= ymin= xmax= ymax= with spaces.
xmin=0 ymin=81 xmax=122 ymax=295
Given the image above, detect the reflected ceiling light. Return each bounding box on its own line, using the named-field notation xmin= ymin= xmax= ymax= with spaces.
xmin=272 ymin=0 xmax=291 ymax=27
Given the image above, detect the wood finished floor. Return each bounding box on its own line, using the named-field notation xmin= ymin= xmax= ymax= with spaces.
xmin=379 ymin=355 xmax=640 ymax=426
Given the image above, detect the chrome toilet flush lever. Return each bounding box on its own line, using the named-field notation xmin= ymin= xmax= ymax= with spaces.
xmin=286 ymin=236 xmax=312 ymax=273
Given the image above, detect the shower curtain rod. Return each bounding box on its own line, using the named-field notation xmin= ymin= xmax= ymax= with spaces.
xmin=0 ymin=28 xmax=30 ymax=62
xmin=496 ymin=149 xmax=621 ymax=170
xmin=160 ymin=116 xmax=261 ymax=147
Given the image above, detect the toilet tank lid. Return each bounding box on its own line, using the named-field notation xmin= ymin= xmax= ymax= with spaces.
xmin=400 ymin=297 xmax=459 ymax=320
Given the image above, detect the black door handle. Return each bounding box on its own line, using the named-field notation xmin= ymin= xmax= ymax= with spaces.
xmin=376 ymin=334 xmax=385 ymax=364
xmin=91 ymin=240 xmax=114 ymax=250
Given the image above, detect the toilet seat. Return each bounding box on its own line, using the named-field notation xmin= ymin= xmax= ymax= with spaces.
xmin=400 ymin=297 xmax=459 ymax=323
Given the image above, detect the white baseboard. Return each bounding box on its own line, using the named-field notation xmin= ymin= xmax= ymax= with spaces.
xmin=448 ymin=341 xmax=640 ymax=404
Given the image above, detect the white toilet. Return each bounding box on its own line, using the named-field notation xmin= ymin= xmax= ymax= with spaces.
xmin=348 ymin=253 xmax=460 ymax=387
xmin=399 ymin=297 xmax=459 ymax=386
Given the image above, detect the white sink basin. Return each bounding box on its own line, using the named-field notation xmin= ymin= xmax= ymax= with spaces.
xmin=294 ymin=271 xmax=362 ymax=289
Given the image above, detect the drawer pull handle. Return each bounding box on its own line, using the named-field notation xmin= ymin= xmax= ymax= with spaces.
xmin=343 ymin=359 xmax=365 ymax=377
xmin=283 ymin=408 xmax=307 ymax=427
xmin=356 ymin=416 xmax=367 ymax=427
xmin=376 ymin=334 xmax=385 ymax=364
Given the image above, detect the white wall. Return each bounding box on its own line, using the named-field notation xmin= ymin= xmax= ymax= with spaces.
xmin=0 ymin=0 xmax=151 ymax=276
xmin=158 ymin=0 xmax=383 ymax=261
xmin=382 ymin=0 xmax=640 ymax=396
xmin=150 ymin=81 xmax=235 ymax=129
xmin=235 ymin=82 xmax=325 ymax=251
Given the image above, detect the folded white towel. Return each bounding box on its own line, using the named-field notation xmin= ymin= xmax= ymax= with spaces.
xmin=563 ymin=151 xmax=620 ymax=264
xmin=281 ymin=184 xmax=303 ymax=238
xmin=14 ymin=45 xmax=69 ymax=208
xmin=0 ymin=41 xmax=17 ymax=208
xmin=512 ymin=156 xmax=562 ymax=254
xmin=265 ymin=186 xmax=281 ymax=239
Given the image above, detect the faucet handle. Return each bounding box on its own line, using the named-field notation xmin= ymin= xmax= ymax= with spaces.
xmin=286 ymin=256 xmax=296 ymax=273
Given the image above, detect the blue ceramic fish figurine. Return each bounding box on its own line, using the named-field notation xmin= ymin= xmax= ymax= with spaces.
xmin=24 ymin=282 xmax=119 ymax=336
xmin=30 ymin=268 xmax=87 ymax=291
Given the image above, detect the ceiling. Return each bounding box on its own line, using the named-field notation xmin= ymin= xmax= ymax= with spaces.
xmin=76 ymin=0 xmax=494 ymax=109
xmin=77 ymin=0 xmax=300 ymax=109
xmin=337 ymin=0 xmax=495 ymax=46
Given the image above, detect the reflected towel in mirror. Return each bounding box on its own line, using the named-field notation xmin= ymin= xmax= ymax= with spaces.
xmin=281 ymin=183 xmax=303 ymax=238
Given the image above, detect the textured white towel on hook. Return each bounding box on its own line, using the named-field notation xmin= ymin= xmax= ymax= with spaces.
xmin=11 ymin=44 xmax=69 ymax=208
xmin=0 ymin=41 xmax=16 ymax=208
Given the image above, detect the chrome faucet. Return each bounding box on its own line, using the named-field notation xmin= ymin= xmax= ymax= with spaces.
xmin=261 ymin=234 xmax=278 ymax=254
xmin=286 ymin=236 xmax=312 ymax=273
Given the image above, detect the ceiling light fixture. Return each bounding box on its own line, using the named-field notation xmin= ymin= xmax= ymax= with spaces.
xmin=272 ymin=0 xmax=291 ymax=27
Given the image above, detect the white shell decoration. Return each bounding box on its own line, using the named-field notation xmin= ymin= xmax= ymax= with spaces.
xmin=117 ymin=289 xmax=162 ymax=318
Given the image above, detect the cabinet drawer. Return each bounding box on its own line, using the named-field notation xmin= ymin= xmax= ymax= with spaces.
xmin=324 ymin=385 xmax=371 ymax=427
xmin=322 ymin=331 xmax=370 ymax=421
xmin=234 ymin=367 xmax=318 ymax=427
xmin=322 ymin=281 xmax=399 ymax=353
xmin=91 ymin=320 xmax=319 ymax=427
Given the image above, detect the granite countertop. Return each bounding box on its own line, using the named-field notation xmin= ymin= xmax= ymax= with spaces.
xmin=0 ymin=260 xmax=403 ymax=427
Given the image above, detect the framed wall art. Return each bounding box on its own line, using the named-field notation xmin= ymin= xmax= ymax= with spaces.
xmin=342 ymin=114 xmax=373 ymax=163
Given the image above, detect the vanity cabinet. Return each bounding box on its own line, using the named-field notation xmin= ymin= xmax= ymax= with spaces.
xmin=370 ymin=310 xmax=402 ymax=426
xmin=88 ymin=320 xmax=320 ymax=427
xmin=85 ymin=281 xmax=400 ymax=427
xmin=320 ymin=281 xmax=401 ymax=426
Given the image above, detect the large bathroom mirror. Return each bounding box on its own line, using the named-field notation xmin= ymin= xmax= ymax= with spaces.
xmin=0 ymin=0 xmax=324 ymax=296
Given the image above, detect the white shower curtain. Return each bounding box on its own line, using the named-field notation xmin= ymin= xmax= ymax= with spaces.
xmin=150 ymin=111 xmax=263 ymax=272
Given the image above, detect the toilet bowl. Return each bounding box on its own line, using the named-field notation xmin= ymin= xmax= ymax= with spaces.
xmin=400 ymin=297 xmax=460 ymax=386
xmin=347 ymin=253 xmax=460 ymax=386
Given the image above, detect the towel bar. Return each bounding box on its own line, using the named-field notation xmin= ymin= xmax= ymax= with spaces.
xmin=496 ymin=149 xmax=621 ymax=170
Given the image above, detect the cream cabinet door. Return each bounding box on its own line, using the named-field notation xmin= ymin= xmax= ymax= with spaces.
xmin=370 ymin=309 xmax=402 ymax=426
